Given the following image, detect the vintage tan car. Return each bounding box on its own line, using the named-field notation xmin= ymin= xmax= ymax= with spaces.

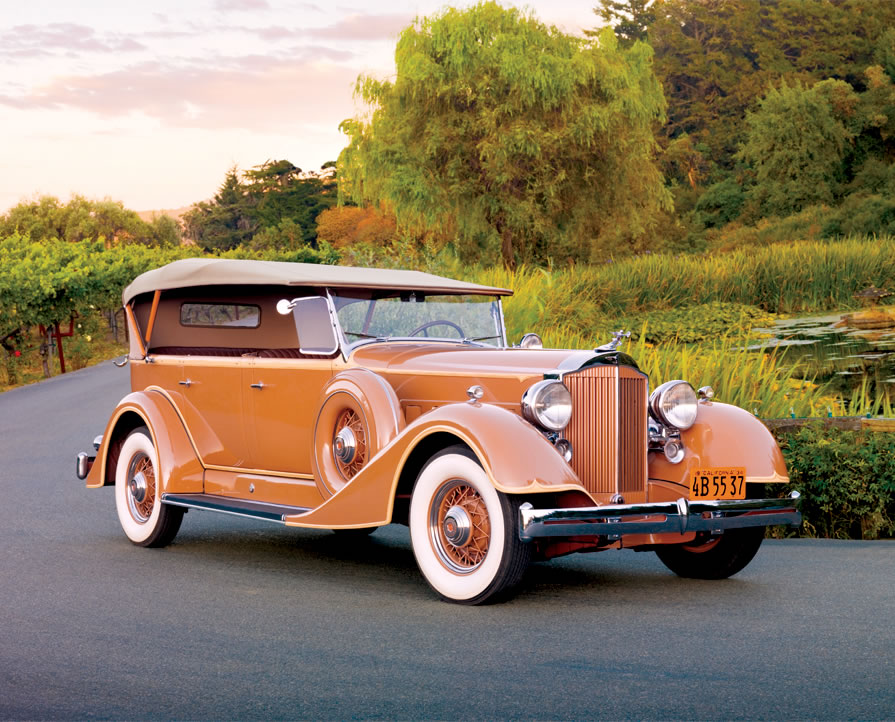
xmin=77 ymin=258 xmax=801 ymax=604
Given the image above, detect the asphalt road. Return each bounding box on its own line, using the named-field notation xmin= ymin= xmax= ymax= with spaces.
xmin=1 ymin=361 xmax=893 ymax=720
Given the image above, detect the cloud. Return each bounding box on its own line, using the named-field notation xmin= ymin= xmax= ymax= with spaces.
xmin=1 ymin=53 xmax=361 ymax=133
xmin=213 ymin=0 xmax=271 ymax=11
xmin=0 ymin=23 xmax=146 ymax=59
xmin=240 ymin=13 xmax=410 ymax=44
xmin=313 ymin=13 xmax=410 ymax=41
xmin=253 ymin=26 xmax=297 ymax=41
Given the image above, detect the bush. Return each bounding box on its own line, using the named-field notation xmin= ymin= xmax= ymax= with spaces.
xmin=774 ymin=425 xmax=895 ymax=539
xmin=693 ymin=177 xmax=746 ymax=230
xmin=821 ymin=192 xmax=895 ymax=238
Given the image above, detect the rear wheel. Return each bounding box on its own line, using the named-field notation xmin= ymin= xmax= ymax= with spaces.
xmin=655 ymin=526 xmax=764 ymax=580
xmin=115 ymin=427 xmax=183 ymax=548
xmin=409 ymin=446 xmax=531 ymax=604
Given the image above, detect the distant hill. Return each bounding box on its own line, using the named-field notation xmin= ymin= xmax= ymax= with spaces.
xmin=135 ymin=206 xmax=191 ymax=224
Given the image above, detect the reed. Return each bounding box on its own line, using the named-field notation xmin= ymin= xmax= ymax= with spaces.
xmin=473 ymin=236 xmax=895 ymax=325
xmin=630 ymin=334 xmax=830 ymax=419
xmin=472 ymin=237 xmax=894 ymax=418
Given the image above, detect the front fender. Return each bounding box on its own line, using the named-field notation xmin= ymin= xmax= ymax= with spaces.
xmin=649 ymin=401 xmax=789 ymax=488
xmin=86 ymin=390 xmax=204 ymax=494
xmin=284 ymin=401 xmax=585 ymax=529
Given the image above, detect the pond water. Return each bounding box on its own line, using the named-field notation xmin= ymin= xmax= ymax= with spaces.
xmin=752 ymin=310 xmax=895 ymax=399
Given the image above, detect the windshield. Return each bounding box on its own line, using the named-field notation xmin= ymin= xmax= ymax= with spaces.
xmin=332 ymin=292 xmax=505 ymax=347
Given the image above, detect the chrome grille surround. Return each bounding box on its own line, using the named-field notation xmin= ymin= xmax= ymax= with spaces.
xmin=562 ymin=364 xmax=649 ymax=497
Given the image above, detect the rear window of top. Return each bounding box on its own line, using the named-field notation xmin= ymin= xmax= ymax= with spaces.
xmin=180 ymin=303 xmax=260 ymax=328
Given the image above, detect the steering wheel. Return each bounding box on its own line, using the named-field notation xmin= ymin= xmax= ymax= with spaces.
xmin=408 ymin=320 xmax=465 ymax=338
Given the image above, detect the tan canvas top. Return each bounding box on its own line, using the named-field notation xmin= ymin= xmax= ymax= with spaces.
xmin=122 ymin=258 xmax=512 ymax=304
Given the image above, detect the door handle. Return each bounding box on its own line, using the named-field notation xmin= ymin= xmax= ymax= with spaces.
xmin=179 ymin=379 xmax=193 ymax=387
xmin=250 ymin=382 xmax=265 ymax=389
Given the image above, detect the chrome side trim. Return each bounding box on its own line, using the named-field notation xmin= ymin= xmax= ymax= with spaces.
xmin=161 ymin=493 xmax=311 ymax=524
xmin=519 ymin=492 xmax=802 ymax=541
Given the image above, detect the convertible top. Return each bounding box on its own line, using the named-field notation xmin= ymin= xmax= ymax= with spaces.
xmin=122 ymin=258 xmax=512 ymax=304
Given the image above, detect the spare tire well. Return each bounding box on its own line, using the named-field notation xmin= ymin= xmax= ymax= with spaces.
xmin=392 ymin=432 xmax=474 ymax=526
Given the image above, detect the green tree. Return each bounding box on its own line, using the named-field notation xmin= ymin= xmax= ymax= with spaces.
xmin=244 ymin=160 xmax=336 ymax=243
xmin=147 ymin=214 xmax=182 ymax=246
xmin=739 ymin=80 xmax=856 ymax=217
xmin=182 ymin=168 xmax=256 ymax=251
xmin=590 ymin=0 xmax=656 ymax=48
xmin=247 ymin=218 xmax=305 ymax=251
xmin=183 ymin=162 xmax=337 ymax=251
xmin=0 ymin=195 xmax=157 ymax=245
xmin=642 ymin=0 xmax=895 ymax=170
xmin=339 ymin=2 xmax=670 ymax=267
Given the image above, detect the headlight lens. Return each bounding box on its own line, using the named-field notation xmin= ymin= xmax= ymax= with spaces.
xmin=650 ymin=380 xmax=698 ymax=430
xmin=522 ymin=380 xmax=572 ymax=431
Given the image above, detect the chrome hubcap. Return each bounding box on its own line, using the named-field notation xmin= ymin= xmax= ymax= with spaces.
xmin=129 ymin=472 xmax=147 ymax=503
xmin=125 ymin=451 xmax=154 ymax=524
xmin=333 ymin=426 xmax=357 ymax=465
xmin=428 ymin=480 xmax=490 ymax=574
xmin=442 ymin=505 xmax=472 ymax=547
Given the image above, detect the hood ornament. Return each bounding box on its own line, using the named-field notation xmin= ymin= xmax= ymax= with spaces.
xmin=596 ymin=329 xmax=630 ymax=352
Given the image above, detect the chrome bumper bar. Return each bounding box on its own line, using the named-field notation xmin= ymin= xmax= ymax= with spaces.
xmin=519 ymin=491 xmax=802 ymax=541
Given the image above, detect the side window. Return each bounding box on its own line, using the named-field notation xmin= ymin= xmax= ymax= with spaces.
xmin=180 ymin=303 xmax=260 ymax=328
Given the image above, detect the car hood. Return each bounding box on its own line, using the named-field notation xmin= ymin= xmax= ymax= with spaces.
xmin=347 ymin=342 xmax=608 ymax=378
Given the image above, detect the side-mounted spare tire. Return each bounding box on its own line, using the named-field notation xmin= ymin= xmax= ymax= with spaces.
xmin=313 ymin=369 xmax=404 ymax=497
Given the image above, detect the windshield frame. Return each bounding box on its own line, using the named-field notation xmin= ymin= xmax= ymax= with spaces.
xmin=328 ymin=289 xmax=509 ymax=354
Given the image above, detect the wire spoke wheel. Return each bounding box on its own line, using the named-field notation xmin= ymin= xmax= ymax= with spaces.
xmin=125 ymin=452 xmax=156 ymax=523
xmin=115 ymin=426 xmax=183 ymax=548
xmin=409 ymin=446 xmax=531 ymax=604
xmin=429 ymin=481 xmax=491 ymax=573
xmin=333 ymin=408 xmax=367 ymax=480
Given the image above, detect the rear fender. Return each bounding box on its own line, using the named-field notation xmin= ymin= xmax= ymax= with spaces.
xmin=285 ymin=401 xmax=586 ymax=529
xmin=86 ymin=390 xmax=204 ymax=494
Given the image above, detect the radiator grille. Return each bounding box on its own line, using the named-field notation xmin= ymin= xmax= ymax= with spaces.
xmin=563 ymin=365 xmax=648 ymax=496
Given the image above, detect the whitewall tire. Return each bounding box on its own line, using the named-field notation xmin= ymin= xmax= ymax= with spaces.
xmin=409 ymin=446 xmax=531 ymax=604
xmin=114 ymin=427 xmax=183 ymax=548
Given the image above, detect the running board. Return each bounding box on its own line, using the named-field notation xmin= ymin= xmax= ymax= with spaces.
xmin=162 ymin=493 xmax=311 ymax=524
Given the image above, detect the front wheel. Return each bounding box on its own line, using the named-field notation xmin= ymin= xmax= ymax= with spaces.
xmin=409 ymin=446 xmax=531 ymax=604
xmin=115 ymin=427 xmax=183 ymax=548
xmin=655 ymin=526 xmax=764 ymax=580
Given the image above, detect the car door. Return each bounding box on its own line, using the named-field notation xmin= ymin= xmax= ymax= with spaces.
xmin=246 ymin=354 xmax=335 ymax=475
xmin=177 ymin=355 xmax=253 ymax=469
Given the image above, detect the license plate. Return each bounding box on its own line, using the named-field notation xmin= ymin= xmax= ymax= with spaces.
xmin=690 ymin=467 xmax=746 ymax=500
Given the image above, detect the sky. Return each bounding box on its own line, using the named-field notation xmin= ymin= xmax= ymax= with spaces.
xmin=1 ymin=0 xmax=599 ymax=214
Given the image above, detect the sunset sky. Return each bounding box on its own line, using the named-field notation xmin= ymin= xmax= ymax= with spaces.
xmin=2 ymin=0 xmax=598 ymax=214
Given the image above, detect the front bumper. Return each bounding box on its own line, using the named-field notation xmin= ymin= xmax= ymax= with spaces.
xmin=519 ymin=492 xmax=801 ymax=541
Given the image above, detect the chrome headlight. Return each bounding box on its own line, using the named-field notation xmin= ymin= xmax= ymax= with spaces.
xmin=649 ymin=380 xmax=698 ymax=430
xmin=522 ymin=380 xmax=572 ymax=431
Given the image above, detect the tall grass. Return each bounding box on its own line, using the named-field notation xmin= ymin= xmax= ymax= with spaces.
xmin=464 ymin=237 xmax=895 ymax=418
xmin=630 ymin=334 xmax=829 ymax=419
xmin=398 ymin=235 xmax=894 ymax=416
xmin=472 ymin=237 xmax=895 ymax=337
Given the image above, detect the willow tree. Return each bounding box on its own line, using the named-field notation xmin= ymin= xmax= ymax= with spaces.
xmin=338 ymin=2 xmax=670 ymax=266
xmin=739 ymin=80 xmax=856 ymax=217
